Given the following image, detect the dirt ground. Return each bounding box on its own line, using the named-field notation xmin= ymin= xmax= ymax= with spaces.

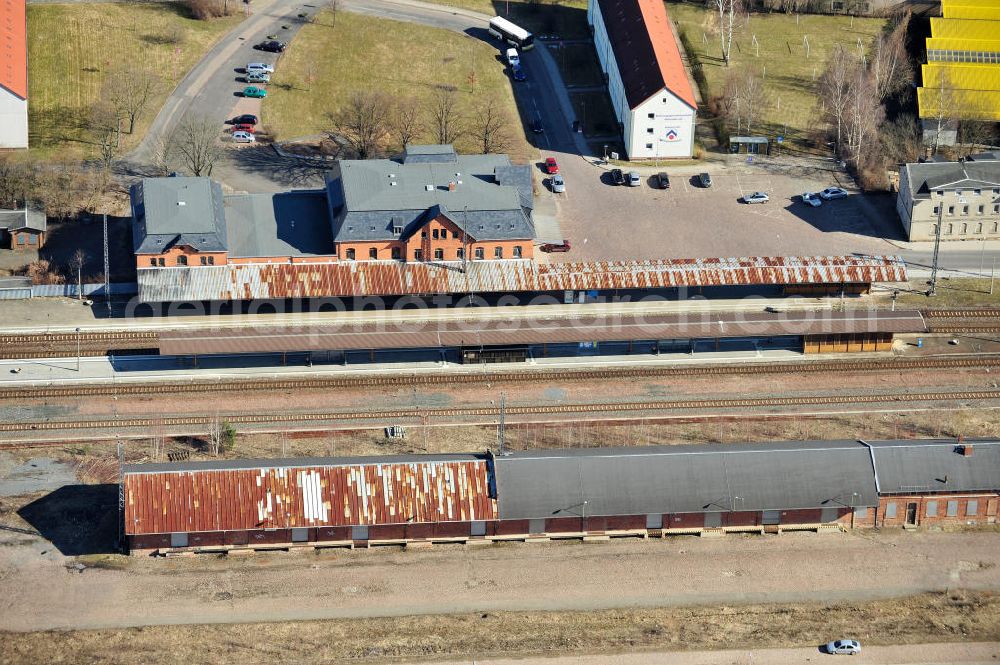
xmin=3 ymin=591 xmax=999 ymax=665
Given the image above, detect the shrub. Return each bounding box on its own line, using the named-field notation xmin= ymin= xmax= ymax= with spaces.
xmin=186 ymin=0 xmax=238 ymax=20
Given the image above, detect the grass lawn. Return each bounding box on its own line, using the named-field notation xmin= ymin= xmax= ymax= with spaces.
xmin=668 ymin=2 xmax=888 ymax=149
xmin=264 ymin=10 xmax=533 ymax=162
xmin=895 ymin=278 xmax=1000 ymax=308
xmin=27 ymin=3 xmax=242 ymax=158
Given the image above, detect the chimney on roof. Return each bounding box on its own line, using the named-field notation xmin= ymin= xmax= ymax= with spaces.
xmin=448 ymin=181 xmax=457 ymax=192
xmin=959 ymin=444 xmax=973 ymax=457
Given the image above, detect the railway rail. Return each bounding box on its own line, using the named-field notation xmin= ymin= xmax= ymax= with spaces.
xmin=1 ymin=355 xmax=999 ymax=400
xmin=2 ymin=389 xmax=998 ymax=434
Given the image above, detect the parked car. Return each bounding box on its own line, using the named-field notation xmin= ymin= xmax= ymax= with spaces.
xmin=551 ymin=174 xmax=565 ymax=193
xmin=545 ymin=157 xmax=559 ymax=174
xmin=246 ymin=71 xmax=271 ymax=83
xmin=511 ymin=64 xmax=526 ymax=82
xmin=232 ymin=130 xmax=256 ymax=143
xmin=698 ymin=172 xmax=713 ymax=187
xmin=610 ymin=168 xmax=625 ymax=185
xmin=627 ymin=171 xmax=641 ymax=187
xmin=655 ymin=172 xmax=670 ymax=189
xmin=230 ymin=114 xmax=258 ymax=125
xmin=801 ymin=192 xmax=822 ymax=207
xmin=254 ymin=40 xmax=286 ymax=52
xmin=824 ymin=640 xmax=861 ymax=655
xmin=819 ymin=186 xmax=849 ymax=200
xmin=243 ymin=86 xmax=267 ymax=98
xmin=246 ymin=62 xmax=275 ymax=73
xmin=506 ymin=47 xmax=520 ymax=66
xmin=540 ymin=240 xmax=571 ymax=253
xmin=231 ymin=123 xmax=256 ymax=133
xmin=530 ymin=117 xmax=543 ymax=134
xmin=742 ymin=191 xmax=770 ymax=204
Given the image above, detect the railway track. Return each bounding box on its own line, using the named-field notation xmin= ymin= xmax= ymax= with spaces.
xmin=923 ymin=308 xmax=1000 ymax=333
xmin=2 ymin=389 xmax=998 ymax=434
xmin=2 ymin=355 xmax=999 ymax=400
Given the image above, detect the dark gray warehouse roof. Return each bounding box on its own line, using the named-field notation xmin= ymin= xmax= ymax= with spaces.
xmin=131 ymin=177 xmax=228 ymax=254
xmin=223 ymin=191 xmax=335 ymax=258
xmin=868 ymin=438 xmax=1000 ymax=494
xmin=493 ymin=440 xmax=880 ymax=519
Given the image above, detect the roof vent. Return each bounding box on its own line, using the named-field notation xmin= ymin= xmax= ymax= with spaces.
xmin=390 ymin=182 xmax=398 ymax=186
xmin=425 ymin=185 xmax=434 ymax=191
xmin=388 ymin=173 xmax=396 ymax=178
xmin=455 ymin=172 xmax=461 ymax=177
xmin=177 ymin=201 xmax=186 ymax=206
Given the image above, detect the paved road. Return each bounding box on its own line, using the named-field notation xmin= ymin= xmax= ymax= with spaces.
xmin=424 ymin=643 xmax=1000 ymax=665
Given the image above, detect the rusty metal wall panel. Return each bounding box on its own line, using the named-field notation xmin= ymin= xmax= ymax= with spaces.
xmin=137 ymin=256 xmax=908 ymax=302
xmin=158 ymin=309 xmax=925 ymax=356
xmin=124 ymin=460 xmax=496 ymax=536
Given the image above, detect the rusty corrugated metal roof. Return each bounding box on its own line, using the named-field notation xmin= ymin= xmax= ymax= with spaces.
xmin=157 ymin=309 xmax=927 ymax=356
xmin=136 ymin=255 xmax=908 ymax=302
xmin=124 ymin=457 xmax=496 ymax=535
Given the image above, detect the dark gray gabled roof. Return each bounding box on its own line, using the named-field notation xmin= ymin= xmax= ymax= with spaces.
xmin=0 ymin=208 xmax=45 ymax=233
xmin=904 ymin=159 xmax=1000 ymax=199
xmin=494 ymin=440 xmax=879 ymax=520
xmin=868 ymin=439 xmax=1000 ymax=494
xmin=224 ymin=190 xmax=335 ymax=258
xmin=326 ymin=148 xmax=534 ymax=243
xmin=131 ymin=177 xmax=228 ymax=254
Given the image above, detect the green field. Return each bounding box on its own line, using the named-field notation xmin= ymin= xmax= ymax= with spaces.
xmin=264 ymin=10 xmax=533 ymax=162
xmin=27 ymin=3 xmax=242 ymax=157
xmin=668 ymin=2 xmax=888 ymax=148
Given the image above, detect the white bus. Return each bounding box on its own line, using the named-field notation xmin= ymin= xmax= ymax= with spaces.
xmin=488 ymin=16 xmax=534 ymax=50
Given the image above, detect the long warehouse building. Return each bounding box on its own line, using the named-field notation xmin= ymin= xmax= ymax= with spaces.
xmin=123 ymin=438 xmax=1000 ymax=554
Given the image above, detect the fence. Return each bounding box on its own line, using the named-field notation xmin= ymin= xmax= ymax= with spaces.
xmin=0 ymin=281 xmax=138 ymax=300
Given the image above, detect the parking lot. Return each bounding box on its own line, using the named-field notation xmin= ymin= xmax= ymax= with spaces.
xmin=541 ymin=154 xmax=903 ymax=262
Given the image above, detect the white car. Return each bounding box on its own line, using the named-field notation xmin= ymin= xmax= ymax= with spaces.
xmin=801 ymin=192 xmax=822 ymax=207
xmin=246 ymin=71 xmax=271 ymax=83
xmin=551 ymin=174 xmax=565 ymax=193
xmin=819 ymin=186 xmax=849 ymax=200
xmin=247 ymin=62 xmax=275 ymax=74
xmin=742 ymin=191 xmax=769 ymax=204
xmin=825 ymin=639 xmax=861 ymax=655
xmin=506 ymin=47 xmax=520 ymax=66
xmin=232 ymin=130 xmax=256 ymax=143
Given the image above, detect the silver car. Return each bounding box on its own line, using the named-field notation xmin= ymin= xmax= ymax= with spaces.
xmin=246 ymin=71 xmax=271 ymax=83
xmin=825 ymin=639 xmax=861 ymax=655
xmin=742 ymin=191 xmax=769 ymax=204
xmin=627 ymin=171 xmax=641 ymax=187
xmin=551 ymin=174 xmax=565 ymax=193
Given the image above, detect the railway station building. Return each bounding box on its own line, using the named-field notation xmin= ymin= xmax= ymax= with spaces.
xmin=130 ymin=145 xmax=534 ymax=270
xmin=121 ymin=438 xmax=1000 ymax=554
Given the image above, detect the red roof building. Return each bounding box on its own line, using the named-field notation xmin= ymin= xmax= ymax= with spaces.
xmin=0 ymin=0 xmax=28 ymax=148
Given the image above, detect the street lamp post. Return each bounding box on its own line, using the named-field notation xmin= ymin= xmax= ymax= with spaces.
xmin=75 ymin=327 xmax=82 ymax=372
xmin=929 ymin=191 xmax=945 ymax=297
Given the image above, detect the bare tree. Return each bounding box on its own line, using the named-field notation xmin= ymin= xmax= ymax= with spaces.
xmin=89 ymin=102 xmax=122 ymax=172
xmin=104 ymin=65 xmax=159 ymax=135
xmin=930 ymin=67 xmax=957 ymax=154
xmin=471 ymin=103 xmax=511 ymax=154
xmin=818 ymin=44 xmax=860 ymax=153
xmin=171 ymin=115 xmax=224 ymax=176
xmin=330 ymin=91 xmax=391 ymax=159
xmin=33 ymin=160 xmax=100 ymax=220
xmin=843 ymin=68 xmax=884 ymax=167
xmin=150 ymin=134 xmax=173 ymax=176
xmin=957 ymin=120 xmax=998 ymax=158
xmin=870 ymin=14 xmax=911 ymax=104
xmin=723 ymin=67 xmax=768 ymax=135
xmin=0 ymin=153 xmax=33 ymax=209
xmin=715 ymin=0 xmax=741 ymax=65
xmin=207 ymin=415 xmax=236 ymax=456
xmin=71 ymin=249 xmax=87 ymax=301
xmin=879 ymin=113 xmax=921 ymax=165
xmin=327 ymin=0 xmax=340 ymax=27
xmin=429 ymin=87 xmax=462 ymax=145
xmin=390 ymin=97 xmax=424 ymax=149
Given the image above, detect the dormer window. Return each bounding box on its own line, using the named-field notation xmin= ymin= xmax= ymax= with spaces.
xmin=392 ymin=226 xmax=402 ymax=235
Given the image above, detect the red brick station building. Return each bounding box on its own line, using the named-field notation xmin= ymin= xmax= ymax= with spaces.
xmin=130 ymin=145 xmax=534 ymax=270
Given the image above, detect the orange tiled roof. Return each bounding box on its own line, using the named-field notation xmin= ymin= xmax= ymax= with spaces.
xmin=597 ymin=0 xmax=697 ymax=110
xmin=0 ymin=0 xmax=27 ymax=99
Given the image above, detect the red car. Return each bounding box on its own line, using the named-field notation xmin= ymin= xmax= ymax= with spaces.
xmin=540 ymin=240 xmax=571 ymax=253
xmin=545 ymin=157 xmax=559 ymax=174
xmin=231 ymin=123 xmax=255 ymax=133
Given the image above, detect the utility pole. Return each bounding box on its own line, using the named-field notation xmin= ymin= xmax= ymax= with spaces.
xmin=103 ymin=213 xmax=111 ymax=316
xmin=928 ymin=193 xmax=944 ymax=296
xmin=991 ymin=256 xmax=996 ymax=295
xmin=496 ymin=392 xmax=506 ymax=455
xmin=75 ymin=326 xmax=82 ymax=372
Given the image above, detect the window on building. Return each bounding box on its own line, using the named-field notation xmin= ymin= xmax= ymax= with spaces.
xmin=647 ymin=113 xmax=654 ymax=119
xmin=994 ymin=222 xmax=999 ymax=233
xmin=369 ymin=248 xmax=378 ymax=259
xmin=414 ymin=249 xmax=423 ymax=261
xmin=967 ymin=500 xmax=979 ymax=516
xmin=434 ymin=248 xmax=443 ymax=260
xmin=962 ymin=223 xmax=968 ymax=234
xmin=932 ymin=224 xmax=939 ymax=235
xmin=432 ymin=229 xmax=439 ymax=239
xmin=421 ymin=231 xmax=427 ymax=238
xmin=974 ymin=189 xmax=981 ymax=195
xmin=946 ymin=500 xmax=958 ymax=517
xmin=370 ymin=226 xmax=376 ymax=232
xmin=946 ymin=223 xmax=954 ymax=234
xmin=979 ymin=205 xmax=985 ymax=215
xmin=474 ymin=247 xmax=484 ymax=260
xmin=948 ymin=206 xmax=955 ymax=215
xmin=208 ymin=256 xmax=214 ymax=265
xmin=854 ymin=507 xmax=868 ymax=519
xmin=200 ymin=256 xmax=207 ymax=265
xmin=391 ymin=246 xmax=401 ymax=260
xmin=158 ymin=258 xmax=165 ymax=267
xmin=962 ymin=205 xmax=969 ymax=215
xmin=27 ymin=235 xmax=35 ymax=245
xmin=646 ymin=127 xmax=654 ymax=134
xmin=956 ymin=189 xmax=963 ymax=196
xmin=392 ymin=226 xmax=402 ymax=235
xmin=441 ymin=229 xmax=448 ymax=239
xmin=933 ymin=206 xmax=940 ymax=214
xmin=993 ymin=189 xmax=999 ymax=196
xmin=346 ymin=248 xmax=355 ymax=260
xmin=926 ymin=500 xmax=938 ymax=517
xmin=513 ymin=245 xmax=522 ymax=258
xmin=494 ymin=246 xmax=503 ymax=259
xmin=457 ymin=248 xmax=464 ymax=260
xmin=994 ymin=205 xmax=999 ymax=214
xmin=884 ymin=502 xmax=897 ymax=519
xmin=149 ymin=258 xmax=157 ymax=266
xmin=177 ymin=255 xmax=188 ymax=266
xmin=646 ymin=143 xmax=653 ymax=149
xmin=977 ymin=223 xmax=983 ymax=234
